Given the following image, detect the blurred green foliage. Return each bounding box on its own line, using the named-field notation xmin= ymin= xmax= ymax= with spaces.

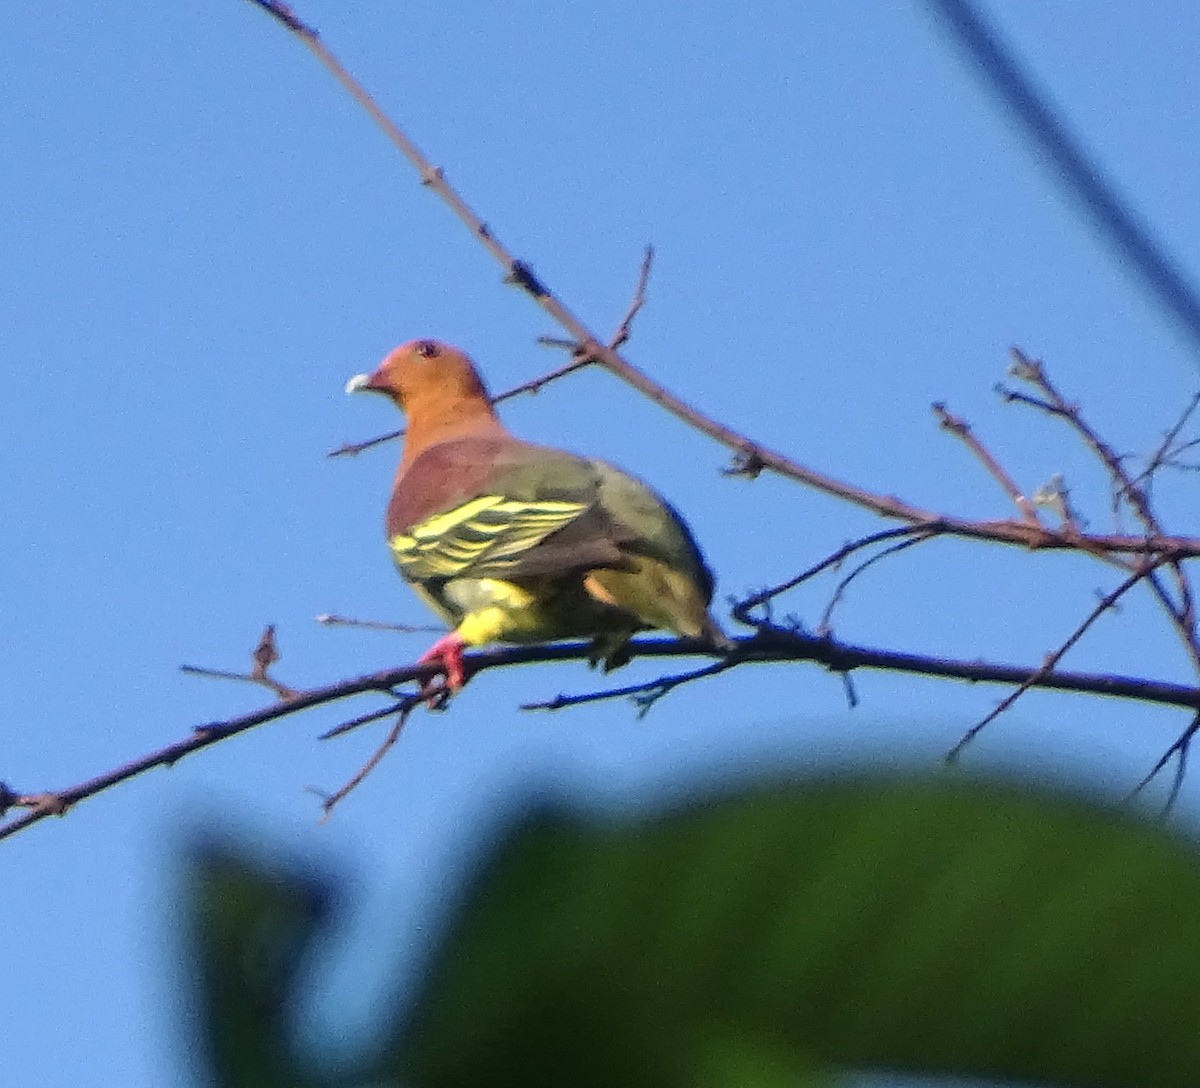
xmin=184 ymin=775 xmax=1200 ymax=1087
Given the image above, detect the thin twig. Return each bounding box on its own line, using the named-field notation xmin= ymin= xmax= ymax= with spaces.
xmin=933 ymin=402 xmax=1041 ymax=525
xmin=521 ymin=659 xmax=735 ymax=713
xmin=319 ymin=700 xmax=409 ymax=740
xmin=323 ymin=353 xmax=595 ymax=458
xmin=328 ymin=248 xmax=654 ymax=458
xmin=314 ymin=699 xmax=418 ymax=819
xmin=181 ymin=625 xmax=299 ymax=700
xmin=1150 ymin=393 xmax=1200 ymax=468
xmin=1126 ymin=711 xmax=1200 ymax=811
xmin=946 ymin=562 xmax=1160 ymax=761
xmin=609 ymin=245 xmax=654 ymax=350
xmin=315 ymin=613 xmax=444 ymax=634
xmin=995 ymin=386 xmax=1058 ymax=415
xmin=492 ymin=355 xmax=593 ymax=401
xmin=326 ymin=429 xmax=403 ymax=459
xmin=734 ymin=526 xmax=938 ymax=625
xmin=817 ymin=533 xmax=937 ymax=634
xmin=244 ymin=0 xmax=308 ymax=34
xmin=1163 ymin=738 xmax=1191 ymax=817
xmin=178 ymin=666 xmax=298 ymax=703
xmin=1122 ymin=392 xmax=1200 ymax=497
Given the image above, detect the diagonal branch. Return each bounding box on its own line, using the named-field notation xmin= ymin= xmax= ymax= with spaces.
xmin=247 ymin=0 xmax=1200 ymax=564
xmin=609 ymin=244 xmax=654 ymax=350
xmin=312 ymin=699 xmax=419 ymax=818
xmin=1127 ymin=711 xmax=1200 ymax=812
xmin=933 ymin=402 xmax=1041 ymax=525
xmin=946 ymin=561 xmax=1161 ymax=761
xmin=1125 ymin=392 xmax=1200 ymax=496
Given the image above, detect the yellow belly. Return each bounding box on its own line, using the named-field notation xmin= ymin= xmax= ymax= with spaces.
xmin=415 ymin=575 xmax=642 ymax=648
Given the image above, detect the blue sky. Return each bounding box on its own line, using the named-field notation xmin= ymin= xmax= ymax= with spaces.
xmin=4 ymin=3 xmax=1200 ymax=1085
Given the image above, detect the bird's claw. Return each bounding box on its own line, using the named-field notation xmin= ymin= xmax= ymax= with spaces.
xmin=417 ymin=633 xmax=467 ymax=706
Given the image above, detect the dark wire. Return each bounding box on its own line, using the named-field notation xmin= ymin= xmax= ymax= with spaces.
xmin=925 ymin=0 xmax=1200 ymax=367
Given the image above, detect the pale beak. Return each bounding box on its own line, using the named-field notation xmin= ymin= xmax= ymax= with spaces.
xmin=345 ymin=372 xmax=373 ymax=394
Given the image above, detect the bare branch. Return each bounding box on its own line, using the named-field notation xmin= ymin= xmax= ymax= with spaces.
xmin=179 ymin=665 xmax=297 ymax=704
xmin=734 ymin=526 xmax=942 ymax=625
xmin=609 ymin=245 xmax=655 ymax=350
xmin=248 ymin=3 xmax=1200 ymax=559
xmin=315 ymin=613 xmax=444 ymax=634
xmin=1127 ymin=711 xmax=1200 ymax=811
xmin=325 ymin=429 xmax=403 ymax=459
xmin=319 ymin=700 xmax=409 ymax=740
xmin=946 ymin=561 xmax=1161 ymax=761
xmin=933 ymin=402 xmax=1041 ymax=525
xmin=1124 ymin=392 xmax=1200 ymax=496
xmin=328 ymin=248 xmax=654 ymax=458
xmin=137 ymin=3 xmax=1193 ymax=817
xmin=817 ymin=533 xmax=937 ymax=635
xmin=313 ymin=699 xmax=418 ymax=818
xmin=1004 ymin=350 xmax=1200 ymax=691
xmin=7 ymin=625 xmax=1200 ymax=841
xmin=1165 ymin=741 xmax=1192 ymax=815
xmin=522 ymin=659 xmax=735 ymax=714
xmin=244 ymin=0 xmax=311 ymax=35
xmin=180 ymin=625 xmax=299 ymax=701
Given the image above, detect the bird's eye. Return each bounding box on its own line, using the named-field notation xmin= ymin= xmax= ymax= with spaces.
xmin=415 ymin=340 xmax=441 ymax=359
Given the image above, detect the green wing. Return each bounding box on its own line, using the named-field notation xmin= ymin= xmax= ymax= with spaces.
xmin=389 ymin=495 xmax=590 ymax=580
xmin=386 ymin=438 xmax=712 ymax=599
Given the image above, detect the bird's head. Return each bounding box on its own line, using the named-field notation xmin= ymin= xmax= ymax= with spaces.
xmin=346 ymin=339 xmax=492 ymax=412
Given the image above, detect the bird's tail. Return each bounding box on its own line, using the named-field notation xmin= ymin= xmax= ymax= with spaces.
xmin=695 ymin=613 xmax=736 ymax=655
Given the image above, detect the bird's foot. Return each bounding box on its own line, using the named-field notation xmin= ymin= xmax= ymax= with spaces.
xmin=586 ymin=630 xmax=636 ymax=673
xmin=417 ymin=632 xmax=467 ymax=699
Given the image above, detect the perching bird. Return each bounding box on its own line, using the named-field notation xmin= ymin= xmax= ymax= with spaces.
xmin=346 ymin=339 xmax=731 ymax=690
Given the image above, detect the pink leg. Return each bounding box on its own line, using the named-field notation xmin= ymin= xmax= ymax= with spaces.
xmin=418 ymin=631 xmax=467 ymax=691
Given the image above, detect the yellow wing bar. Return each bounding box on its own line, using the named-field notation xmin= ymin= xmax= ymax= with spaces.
xmin=389 ymin=495 xmax=587 ymax=579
